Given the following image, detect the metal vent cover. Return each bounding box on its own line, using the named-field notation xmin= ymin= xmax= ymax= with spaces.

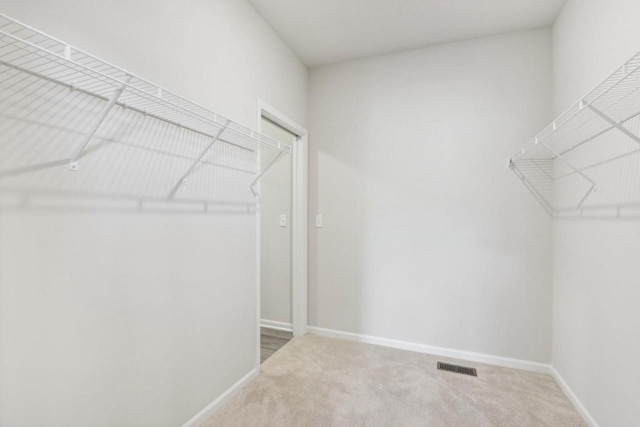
xmin=437 ymin=362 xmax=477 ymax=377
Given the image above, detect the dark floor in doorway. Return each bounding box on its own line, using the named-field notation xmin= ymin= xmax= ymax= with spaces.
xmin=261 ymin=327 xmax=292 ymax=364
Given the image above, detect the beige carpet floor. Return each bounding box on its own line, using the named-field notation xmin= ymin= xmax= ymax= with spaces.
xmin=201 ymin=335 xmax=586 ymax=427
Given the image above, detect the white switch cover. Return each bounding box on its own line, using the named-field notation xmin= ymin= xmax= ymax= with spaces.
xmin=279 ymin=214 xmax=287 ymax=227
xmin=315 ymin=214 xmax=323 ymax=228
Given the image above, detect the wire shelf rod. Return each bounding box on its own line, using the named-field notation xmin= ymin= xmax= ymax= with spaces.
xmin=0 ymin=187 xmax=257 ymax=209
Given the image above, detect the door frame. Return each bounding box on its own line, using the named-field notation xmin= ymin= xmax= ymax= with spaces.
xmin=255 ymin=100 xmax=308 ymax=369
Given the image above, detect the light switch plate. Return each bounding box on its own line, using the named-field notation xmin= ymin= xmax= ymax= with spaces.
xmin=279 ymin=214 xmax=287 ymax=227
xmin=315 ymin=214 xmax=323 ymax=228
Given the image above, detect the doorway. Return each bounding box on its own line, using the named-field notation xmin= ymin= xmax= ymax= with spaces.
xmin=256 ymin=101 xmax=308 ymax=367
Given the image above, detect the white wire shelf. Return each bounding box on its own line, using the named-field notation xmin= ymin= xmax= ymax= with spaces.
xmin=0 ymin=13 xmax=290 ymax=210
xmin=509 ymin=50 xmax=640 ymax=219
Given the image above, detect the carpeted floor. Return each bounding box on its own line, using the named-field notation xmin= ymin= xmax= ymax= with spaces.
xmin=201 ymin=335 xmax=586 ymax=427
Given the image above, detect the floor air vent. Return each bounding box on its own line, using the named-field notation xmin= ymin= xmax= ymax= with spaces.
xmin=437 ymin=362 xmax=477 ymax=377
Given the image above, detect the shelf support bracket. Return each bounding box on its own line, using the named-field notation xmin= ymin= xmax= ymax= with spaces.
xmin=69 ymin=74 xmax=133 ymax=171
xmin=250 ymin=151 xmax=285 ymax=199
xmin=587 ymin=104 xmax=640 ymax=145
xmin=167 ymin=120 xmax=230 ymax=199
xmin=539 ymin=140 xmax=597 ymax=208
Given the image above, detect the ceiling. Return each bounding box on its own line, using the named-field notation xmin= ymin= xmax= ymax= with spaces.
xmin=248 ymin=0 xmax=567 ymax=67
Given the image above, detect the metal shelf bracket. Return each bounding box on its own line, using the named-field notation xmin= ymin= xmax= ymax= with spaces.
xmin=250 ymin=151 xmax=285 ymax=199
xmin=587 ymin=104 xmax=640 ymax=145
xmin=167 ymin=120 xmax=230 ymax=199
xmin=68 ymin=74 xmax=133 ymax=171
xmin=539 ymin=140 xmax=597 ymax=209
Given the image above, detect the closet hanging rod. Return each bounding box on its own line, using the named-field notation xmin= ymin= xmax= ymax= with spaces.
xmin=0 ymin=13 xmax=291 ymax=155
xmin=0 ymin=187 xmax=256 ymax=213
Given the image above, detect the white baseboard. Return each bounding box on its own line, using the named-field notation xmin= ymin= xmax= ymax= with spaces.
xmin=551 ymin=367 xmax=599 ymax=427
xmin=307 ymin=326 xmax=552 ymax=374
xmin=260 ymin=319 xmax=293 ymax=332
xmin=182 ymin=368 xmax=258 ymax=427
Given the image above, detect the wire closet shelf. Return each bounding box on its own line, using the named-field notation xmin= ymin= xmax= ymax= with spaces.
xmin=0 ymin=13 xmax=291 ymax=213
xmin=509 ymin=50 xmax=640 ymax=219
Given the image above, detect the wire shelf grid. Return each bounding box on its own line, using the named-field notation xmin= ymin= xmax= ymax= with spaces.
xmin=509 ymin=50 xmax=640 ymax=219
xmin=0 ymin=14 xmax=290 ymax=212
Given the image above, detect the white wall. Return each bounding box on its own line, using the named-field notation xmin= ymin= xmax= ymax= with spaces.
xmin=260 ymin=118 xmax=294 ymax=325
xmin=308 ymin=29 xmax=554 ymax=363
xmin=0 ymin=1 xmax=307 ymax=426
xmin=551 ymin=1 xmax=640 ymax=425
